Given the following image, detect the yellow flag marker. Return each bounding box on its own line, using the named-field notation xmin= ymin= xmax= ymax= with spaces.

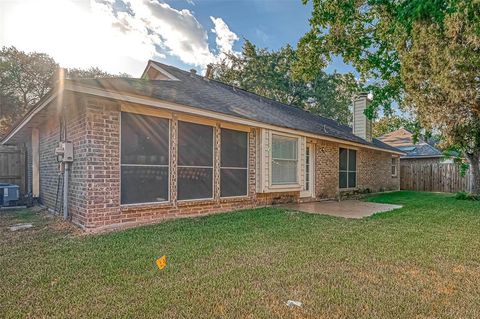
xmin=156 ymin=255 xmax=167 ymax=270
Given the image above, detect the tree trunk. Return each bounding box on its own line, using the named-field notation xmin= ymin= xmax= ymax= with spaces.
xmin=466 ymin=150 xmax=480 ymax=195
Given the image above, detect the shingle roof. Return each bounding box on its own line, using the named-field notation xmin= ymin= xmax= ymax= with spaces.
xmin=378 ymin=128 xmax=442 ymax=158
xmin=65 ymin=61 xmax=399 ymax=153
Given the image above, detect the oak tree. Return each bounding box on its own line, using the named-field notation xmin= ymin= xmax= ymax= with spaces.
xmin=297 ymin=0 xmax=480 ymax=194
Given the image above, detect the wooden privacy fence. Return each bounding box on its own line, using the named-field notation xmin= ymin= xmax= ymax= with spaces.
xmin=401 ymin=163 xmax=473 ymax=193
xmin=0 ymin=145 xmax=26 ymax=195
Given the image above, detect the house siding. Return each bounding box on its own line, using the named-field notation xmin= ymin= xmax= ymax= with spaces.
xmin=35 ymin=94 xmax=89 ymax=224
xmin=314 ymin=139 xmax=339 ymax=199
xmin=29 ymin=94 xmax=399 ymax=231
xmin=357 ymin=148 xmax=399 ymax=192
xmin=38 ymin=116 xmax=61 ymax=210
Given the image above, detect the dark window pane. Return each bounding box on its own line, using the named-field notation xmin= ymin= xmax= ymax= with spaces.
xmin=221 ymin=169 xmax=248 ymax=197
xmin=178 ymin=167 xmax=213 ymax=200
xmin=348 ymin=172 xmax=356 ymax=188
xmin=221 ymin=129 xmax=248 ymax=168
xmin=121 ymin=166 xmax=169 ymax=204
xmin=178 ymin=121 xmax=213 ymax=166
xmin=121 ymin=113 xmax=169 ymax=165
xmin=339 ymin=148 xmax=348 ymax=171
xmin=339 ymin=172 xmax=348 ymax=188
xmin=348 ymin=149 xmax=357 ymax=171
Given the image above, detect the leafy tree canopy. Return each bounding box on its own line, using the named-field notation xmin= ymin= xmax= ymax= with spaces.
xmin=0 ymin=46 xmax=130 ymax=137
xmin=296 ymin=0 xmax=480 ymax=194
xmin=212 ymin=40 xmax=359 ymax=125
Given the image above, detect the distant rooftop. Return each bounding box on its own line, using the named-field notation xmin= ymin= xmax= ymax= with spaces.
xmin=378 ymin=128 xmax=442 ymax=158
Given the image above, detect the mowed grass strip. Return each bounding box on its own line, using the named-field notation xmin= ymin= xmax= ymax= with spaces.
xmin=1 ymin=191 xmax=480 ymax=318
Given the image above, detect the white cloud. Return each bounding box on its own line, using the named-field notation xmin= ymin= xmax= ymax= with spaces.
xmin=93 ymin=0 xmax=240 ymax=68
xmin=210 ymin=16 xmax=239 ymax=59
xmin=0 ymin=0 xmax=239 ymax=75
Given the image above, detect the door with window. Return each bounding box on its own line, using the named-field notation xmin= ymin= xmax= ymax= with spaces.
xmin=301 ymin=143 xmax=314 ymax=198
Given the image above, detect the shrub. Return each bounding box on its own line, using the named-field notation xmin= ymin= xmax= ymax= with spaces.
xmin=455 ymin=191 xmax=479 ymax=201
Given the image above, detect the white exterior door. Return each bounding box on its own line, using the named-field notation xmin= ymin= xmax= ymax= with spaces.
xmin=301 ymin=143 xmax=314 ymax=198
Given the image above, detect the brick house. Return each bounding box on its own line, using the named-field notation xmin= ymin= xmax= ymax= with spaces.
xmin=1 ymin=61 xmax=402 ymax=231
xmin=378 ymin=128 xmax=445 ymax=167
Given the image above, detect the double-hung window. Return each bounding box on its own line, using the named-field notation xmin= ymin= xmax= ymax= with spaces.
xmin=220 ymin=128 xmax=248 ymax=197
xmin=271 ymin=134 xmax=299 ymax=185
xmin=391 ymin=157 xmax=398 ymax=177
xmin=177 ymin=121 xmax=214 ymax=200
xmin=121 ymin=113 xmax=170 ymax=204
xmin=339 ymin=148 xmax=357 ymax=188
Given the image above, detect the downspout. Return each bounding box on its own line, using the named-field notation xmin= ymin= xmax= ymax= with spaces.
xmin=62 ymin=107 xmax=69 ymax=220
xmin=58 ymin=67 xmax=70 ymax=220
xmin=63 ymin=161 xmax=69 ymax=220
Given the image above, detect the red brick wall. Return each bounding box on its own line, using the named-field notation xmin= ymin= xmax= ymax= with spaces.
xmin=314 ymin=140 xmax=339 ymax=199
xmin=357 ymin=148 xmax=399 ymax=192
xmin=67 ymin=95 xmax=89 ymax=225
xmin=82 ymin=97 xmax=121 ymax=228
xmin=39 ymin=116 xmax=61 ymax=209
xmin=313 ymin=140 xmax=400 ymax=199
xmin=37 ymin=94 xmax=89 ymax=223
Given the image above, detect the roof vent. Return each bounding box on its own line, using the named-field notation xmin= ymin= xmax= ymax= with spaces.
xmin=190 ymin=69 xmax=197 ymax=75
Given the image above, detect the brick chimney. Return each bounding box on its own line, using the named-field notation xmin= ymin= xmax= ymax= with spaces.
xmin=353 ymin=93 xmax=372 ymax=142
xmin=204 ymin=64 xmax=213 ymax=80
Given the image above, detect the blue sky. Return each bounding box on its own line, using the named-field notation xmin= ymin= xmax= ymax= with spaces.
xmin=0 ymin=0 xmax=354 ymax=77
xmin=163 ymin=0 xmax=354 ymax=74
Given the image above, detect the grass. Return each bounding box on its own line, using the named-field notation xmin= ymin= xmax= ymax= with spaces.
xmin=1 ymin=191 xmax=480 ymax=318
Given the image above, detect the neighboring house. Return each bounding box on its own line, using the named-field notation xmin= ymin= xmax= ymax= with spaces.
xmin=378 ymin=128 xmax=445 ymax=167
xmin=1 ymin=61 xmax=402 ymax=231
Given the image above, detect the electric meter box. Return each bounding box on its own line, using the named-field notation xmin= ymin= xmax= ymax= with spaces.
xmin=55 ymin=142 xmax=74 ymax=162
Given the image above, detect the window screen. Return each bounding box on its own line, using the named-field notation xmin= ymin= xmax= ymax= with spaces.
xmin=221 ymin=128 xmax=248 ymax=197
xmin=177 ymin=121 xmax=214 ymax=200
xmin=121 ymin=113 xmax=169 ymax=204
xmin=339 ymin=148 xmax=356 ymax=188
xmin=271 ymin=134 xmax=298 ymax=185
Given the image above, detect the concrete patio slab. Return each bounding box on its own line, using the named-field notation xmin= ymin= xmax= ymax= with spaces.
xmin=282 ymin=200 xmax=402 ymax=219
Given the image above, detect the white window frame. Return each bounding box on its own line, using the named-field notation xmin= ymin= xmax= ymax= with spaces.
xmin=269 ymin=132 xmax=301 ymax=188
xmin=339 ymin=147 xmax=357 ymax=189
xmin=391 ymin=157 xmax=398 ymax=177
xmin=300 ymin=142 xmax=315 ymax=198
xmin=176 ymin=120 xmax=215 ymax=202
xmin=120 ymin=112 xmax=171 ymax=206
xmin=220 ymin=128 xmax=249 ymax=199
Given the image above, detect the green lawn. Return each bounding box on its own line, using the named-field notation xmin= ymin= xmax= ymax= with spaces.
xmin=1 ymin=191 xmax=480 ymax=318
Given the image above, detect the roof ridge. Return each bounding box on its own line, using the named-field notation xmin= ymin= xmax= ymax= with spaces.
xmin=152 ymin=61 xmax=353 ymax=133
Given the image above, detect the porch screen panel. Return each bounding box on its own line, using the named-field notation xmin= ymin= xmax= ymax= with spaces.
xmin=121 ymin=112 xmax=169 ymax=204
xmin=177 ymin=121 xmax=214 ymax=200
xmin=339 ymin=148 xmax=356 ymax=189
xmin=220 ymin=128 xmax=248 ymax=197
